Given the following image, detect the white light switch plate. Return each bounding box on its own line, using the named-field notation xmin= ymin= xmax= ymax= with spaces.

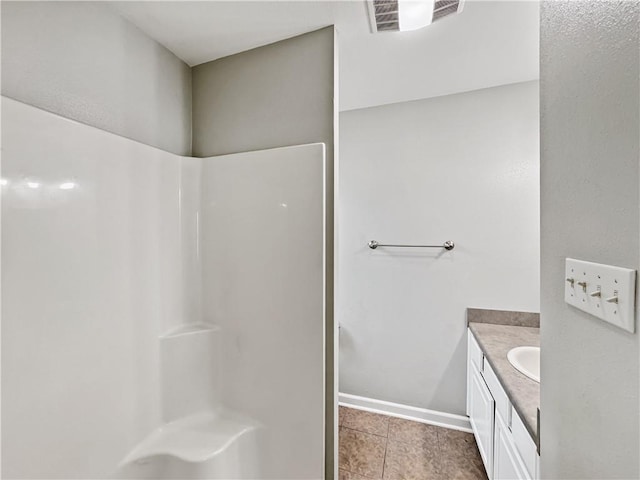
xmin=565 ymin=258 xmax=636 ymax=333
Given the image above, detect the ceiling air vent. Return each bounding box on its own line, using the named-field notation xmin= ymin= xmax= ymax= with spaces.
xmin=367 ymin=0 xmax=464 ymax=33
xmin=433 ymin=0 xmax=463 ymax=21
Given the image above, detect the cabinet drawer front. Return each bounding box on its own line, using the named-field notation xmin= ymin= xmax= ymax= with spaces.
xmin=511 ymin=407 xmax=537 ymax=479
xmin=470 ymin=369 xmax=494 ymax=479
xmin=468 ymin=330 xmax=484 ymax=373
xmin=483 ymin=359 xmax=511 ymax=426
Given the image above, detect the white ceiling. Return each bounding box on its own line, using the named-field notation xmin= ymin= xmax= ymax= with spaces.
xmin=110 ymin=0 xmax=539 ymax=111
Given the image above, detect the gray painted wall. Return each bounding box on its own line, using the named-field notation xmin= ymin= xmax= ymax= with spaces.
xmin=1 ymin=1 xmax=192 ymax=156
xmin=339 ymin=81 xmax=540 ymax=415
xmin=192 ymin=27 xmax=337 ymax=476
xmin=192 ymin=27 xmax=334 ymax=158
xmin=540 ymin=2 xmax=639 ymax=478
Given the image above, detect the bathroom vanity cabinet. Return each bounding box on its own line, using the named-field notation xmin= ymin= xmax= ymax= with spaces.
xmin=467 ymin=329 xmax=539 ymax=480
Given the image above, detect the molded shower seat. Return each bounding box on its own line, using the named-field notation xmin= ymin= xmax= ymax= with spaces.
xmin=119 ymin=410 xmax=262 ymax=465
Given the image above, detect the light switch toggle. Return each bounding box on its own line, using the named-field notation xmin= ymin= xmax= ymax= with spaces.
xmin=566 ymin=278 xmax=575 ymax=286
xmin=577 ymin=281 xmax=587 ymax=292
xmin=589 ymin=290 xmax=601 ymax=298
xmin=606 ymin=295 xmax=619 ymax=304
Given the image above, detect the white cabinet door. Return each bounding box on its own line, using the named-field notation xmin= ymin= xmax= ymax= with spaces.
xmin=494 ymin=413 xmax=530 ymax=480
xmin=469 ymin=367 xmax=495 ymax=479
xmin=467 ymin=330 xmax=484 ymax=416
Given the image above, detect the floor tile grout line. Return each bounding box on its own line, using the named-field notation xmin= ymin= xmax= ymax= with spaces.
xmin=380 ymin=439 xmax=388 ymax=480
xmin=338 ymin=425 xmax=388 ymax=479
xmin=340 ymin=424 xmax=389 ymax=439
xmin=380 ymin=417 xmax=392 ymax=479
xmin=338 ymin=468 xmax=379 ymax=480
xmin=338 ymin=468 xmax=380 ymax=480
xmin=434 ymin=425 xmax=443 ymax=476
xmin=340 ymin=407 xmax=391 ymax=439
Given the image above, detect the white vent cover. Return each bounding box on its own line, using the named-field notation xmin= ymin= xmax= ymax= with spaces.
xmin=367 ymin=0 xmax=464 ymax=33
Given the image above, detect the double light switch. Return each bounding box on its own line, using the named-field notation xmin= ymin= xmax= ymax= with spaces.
xmin=564 ymin=258 xmax=636 ymax=333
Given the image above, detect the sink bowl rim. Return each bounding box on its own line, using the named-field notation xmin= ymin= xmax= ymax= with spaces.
xmin=507 ymin=345 xmax=540 ymax=383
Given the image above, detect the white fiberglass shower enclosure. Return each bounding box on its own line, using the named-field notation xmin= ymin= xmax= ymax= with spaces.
xmin=1 ymin=97 xmax=326 ymax=479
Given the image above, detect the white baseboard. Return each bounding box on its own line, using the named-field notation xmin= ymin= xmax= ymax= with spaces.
xmin=338 ymin=392 xmax=472 ymax=433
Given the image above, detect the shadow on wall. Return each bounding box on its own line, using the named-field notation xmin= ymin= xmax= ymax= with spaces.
xmin=428 ymin=331 xmax=468 ymax=413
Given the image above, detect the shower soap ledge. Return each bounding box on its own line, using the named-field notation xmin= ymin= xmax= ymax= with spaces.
xmin=160 ymin=323 xmax=220 ymax=339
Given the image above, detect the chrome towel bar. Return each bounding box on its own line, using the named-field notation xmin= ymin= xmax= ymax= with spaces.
xmin=368 ymin=240 xmax=455 ymax=251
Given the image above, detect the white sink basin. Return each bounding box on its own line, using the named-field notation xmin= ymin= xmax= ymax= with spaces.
xmin=507 ymin=346 xmax=540 ymax=383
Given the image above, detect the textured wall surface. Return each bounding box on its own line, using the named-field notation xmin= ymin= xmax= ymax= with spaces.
xmin=540 ymin=2 xmax=640 ymax=478
xmin=191 ymin=27 xmax=334 ymax=158
xmin=338 ymin=81 xmax=540 ymax=415
xmin=1 ymin=1 xmax=192 ymax=155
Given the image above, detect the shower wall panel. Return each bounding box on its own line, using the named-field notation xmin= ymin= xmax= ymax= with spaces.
xmin=1 ymin=97 xmax=189 ymax=478
xmin=200 ymin=144 xmax=326 ymax=478
xmin=2 ymin=97 xmax=326 ymax=479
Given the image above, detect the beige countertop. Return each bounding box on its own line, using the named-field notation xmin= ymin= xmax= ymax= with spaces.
xmin=468 ymin=322 xmax=540 ymax=444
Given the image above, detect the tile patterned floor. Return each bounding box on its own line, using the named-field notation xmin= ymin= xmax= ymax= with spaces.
xmin=338 ymin=406 xmax=488 ymax=480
